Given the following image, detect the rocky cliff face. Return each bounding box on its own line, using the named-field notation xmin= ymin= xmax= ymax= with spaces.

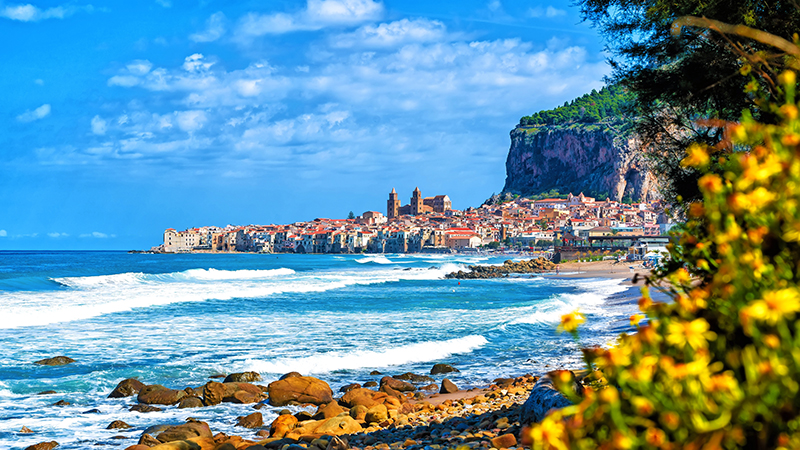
xmin=502 ymin=124 xmax=659 ymax=202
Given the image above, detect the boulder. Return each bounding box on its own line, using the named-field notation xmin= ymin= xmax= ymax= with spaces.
xmin=202 ymin=381 xmax=226 ymax=406
xmin=279 ymin=371 xmax=302 ymax=380
xmin=364 ymin=404 xmax=388 ymax=424
xmin=124 ymin=446 xmax=150 ymax=450
xmin=267 ymin=376 xmax=332 ymax=406
xmin=37 ymin=390 xmax=56 ymax=395
xmin=327 ymin=436 xmax=349 ymax=450
xmin=138 ymin=434 xmax=161 ymax=446
xmin=130 ymin=404 xmax=162 ymax=413
xmin=224 ymin=372 xmax=262 ymax=383
xmin=369 ymin=370 xmax=382 ymax=375
xmin=338 ymin=383 xmax=360 ymax=393
xmin=339 ymin=388 xmax=382 ymax=408
xmin=109 ymin=378 xmax=147 ymax=398
xmin=52 ymin=400 xmax=70 ymax=406
xmin=147 ymin=437 xmax=216 ymax=450
xmin=237 ymin=412 xmax=263 ymax=429
xmin=314 ymin=402 xmax=346 ymax=420
xmin=24 ymin=442 xmax=58 ymax=450
xmin=177 ymin=397 xmax=203 ymax=409
xmin=151 ymin=421 xmax=213 ymax=444
xmin=379 ymin=384 xmax=404 ymax=400
xmin=202 ymin=381 xmax=263 ymax=406
xmin=349 ymin=404 xmax=367 ymax=421
xmin=393 ymin=372 xmax=434 ymax=383
xmin=313 ymin=415 xmax=362 ymax=436
xmin=420 ymin=384 xmax=438 ymax=391
xmin=362 ymin=381 xmax=377 ymax=388
xmin=20 ymin=426 xmax=34 ymax=433
xmin=430 ymin=364 xmax=459 ymax=375
xmin=379 ymin=376 xmax=415 ymax=392
xmin=440 ymin=379 xmax=458 ymax=394
xmin=137 ymin=385 xmax=186 ymax=405
xmin=107 ymin=420 xmax=132 ymax=430
xmin=519 ymin=371 xmax=584 ymax=424
xmin=491 ymin=433 xmax=517 ymax=449
xmin=269 ymin=414 xmax=298 ymax=438
xmin=33 ymin=356 xmax=74 ymax=366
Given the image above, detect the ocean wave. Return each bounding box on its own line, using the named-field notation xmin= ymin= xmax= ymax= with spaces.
xmin=242 ymin=335 xmax=488 ymax=374
xmin=507 ymin=278 xmax=628 ymax=325
xmin=355 ymin=255 xmax=395 ymax=264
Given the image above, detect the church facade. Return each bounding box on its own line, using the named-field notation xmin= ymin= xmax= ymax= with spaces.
xmin=387 ymin=187 xmax=451 ymax=219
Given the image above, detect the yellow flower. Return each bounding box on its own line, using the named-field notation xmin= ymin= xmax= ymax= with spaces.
xmin=698 ymin=174 xmax=723 ymax=194
xmin=557 ymin=311 xmax=585 ymax=334
xmin=780 ymin=104 xmax=799 ymax=120
xmin=666 ymin=318 xmax=716 ymax=350
xmin=740 ymin=289 xmax=800 ymax=325
xmin=630 ymin=314 xmax=646 ymax=327
xmin=681 ymin=143 xmax=710 ymax=168
xmin=530 ymin=418 xmax=568 ymax=450
xmin=644 ymin=427 xmax=666 ymax=446
xmin=779 ymin=70 xmax=796 ymax=86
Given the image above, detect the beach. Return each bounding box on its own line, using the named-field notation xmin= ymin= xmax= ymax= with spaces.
xmin=0 ymin=253 xmax=647 ymax=450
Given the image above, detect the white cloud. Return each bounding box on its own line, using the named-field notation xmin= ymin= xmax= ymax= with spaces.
xmin=182 ymin=53 xmax=214 ymax=72
xmin=175 ymin=110 xmax=207 ymax=132
xmin=155 ymin=0 xmax=171 ymax=7
xmin=0 ymin=3 xmax=92 ymax=22
xmin=236 ymin=0 xmax=383 ymax=38
xmin=91 ymin=115 xmax=107 ymax=135
xmin=487 ymin=0 xmax=502 ymax=12
xmin=331 ymin=18 xmax=447 ymax=49
xmin=190 ymin=12 xmax=227 ymax=42
xmin=0 ymin=230 xmax=6 ymax=237
xmin=108 ymin=75 xmax=141 ymax=87
xmin=528 ymin=5 xmax=566 ymax=18
xmin=127 ymin=60 xmax=153 ymax=75
xmin=80 ymin=231 xmax=112 ymax=238
xmin=17 ymin=104 xmax=51 ymax=122
xmin=47 ymin=232 xmax=68 ymax=238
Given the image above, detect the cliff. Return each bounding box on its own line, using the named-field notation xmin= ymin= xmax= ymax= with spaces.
xmin=501 ymin=123 xmax=660 ymax=202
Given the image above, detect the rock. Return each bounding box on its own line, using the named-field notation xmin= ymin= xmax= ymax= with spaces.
xmin=379 ymin=384 xmax=404 ymax=400
xmin=177 ymin=397 xmax=203 ymax=409
xmin=519 ymin=371 xmax=583 ymax=424
xmin=36 ymin=390 xmax=56 ymax=395
xmin=379 ymin=376 xmax=415 ymax=392
xmin=146 ymin=437 xmax=216 ymax=449
xmin=339 ymin=388 xmax=382 ymax=408
xmin=394 ymin=373 xmax=434 ymax=383
xmin=363 ymin=381 xmax=377 ymax=388
xmin=369 ymin=370 xmax=382 ymax=375
xmin=138 ymin=434 xmax=161 ymax=446
xmin=430 ymin=363 xmax=459 ymax=375
xmin=420 ymin=384 xmax=438 ymax=391
xmin=339 ymin=383 xmax=360 ymax=393
xmin=270 ymin=414 xmax=298 ymax=438
xmin=130 ymin=404 xmax=163 ymax=413
xmin=82 ymin=408 xmax=101 ymax=414
xmin=24 ymin=442 xmax=58 ymax=450
xmin=327 ymin=436 xmax=349 ymax=450
xmin=314 ymin=415 xmax=362 ymax=435
xmin=315 ymin=402 xmax=346 ymax=420
xmin=20 ymin=426 xmax=33 ymax=433
xmin=364 ymin=404 xmax=388 ymax=423
xmin=440 ymin=379 xmax=458 ymax=394
xmin=137 ymin=385 xmax=186 ymax=405
xmin=490 ymin=433 xmax=517 ymax=449
xmin=237 ymin=412 xmax=263 ymax=429
xmin=349 ymin=404 xmax=368 ymax=421
xmin=33 ymin=356 xmax=74 ymax=366
xmin=279 ymin=371 xmax=302 ymax=380
xmin=108 ymin=420 xmax=132 ymax=430
xmin=202 ymin=381 xmax=226 ymax=406
xmin=109 ymin=378 xmax=147 ymax=398
xmin=224 ymin=372 xmax=262 ymax=383
xmin=267 ymin=376 xmax=333 ymax=406
xmin=150 ymin=421 xmax=213 ymax=443
xmin=124 ymin=446 xmax=151 ymax=450
xmin=493 ymin=378 xmax=514 ymax=388
xmin=52 ymin=400 xmax=70 ymax=406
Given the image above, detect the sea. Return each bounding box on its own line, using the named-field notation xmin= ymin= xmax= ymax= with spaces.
xmin=0 ymin=251 xmax=641 ymax=449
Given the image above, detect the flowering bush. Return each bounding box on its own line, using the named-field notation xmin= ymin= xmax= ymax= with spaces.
xmin=528 ymin=60 xmax=800 ymax=450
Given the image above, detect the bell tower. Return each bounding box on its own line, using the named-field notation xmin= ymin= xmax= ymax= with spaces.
xmin=411 ymin=187 xmax=422 ymax=215
xmin=387 ymin=188 xmax=400 ymax=219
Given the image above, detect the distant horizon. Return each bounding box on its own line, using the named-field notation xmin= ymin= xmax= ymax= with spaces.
xmin=1 ymin=0 xmax=609 ymax=251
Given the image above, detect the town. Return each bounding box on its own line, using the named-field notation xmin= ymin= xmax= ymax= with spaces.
xmin=157 ymin=187 xmax=674 ymax=255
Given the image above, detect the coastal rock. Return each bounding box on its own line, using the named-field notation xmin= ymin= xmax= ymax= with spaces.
xmin=339 ymin=388 xmax=382 ymax=408
xmin=365 ymin=404 xmax=388 ymax=423
xmin=138 ymin=433 xmax=161 ymax=446
xmin=150 ymin=421 xmax=212 ymax=444
xmin=36 ymin=390 xmax=56 ymax=395
xmin=224 ymin=372 xmax=262 ymax=383
xmin=313 ymin=415 xmax=362 ymax=436
xmin=108 ymin=420 xmax=132 ymax=430
xmin=24 ymin=441 xmax=59 ymax=450
xmin=430 ymin=364 xmax=459 ymax=375
xmin=146 ymin=437 xmax=216 ymax=450
xmin=339 ymin=383 xmax=360 ymax=393
xmin=269 ymin=414 xmax=298 ymax=438
xmin=52 ymin=400 xmax=70 ymax=406
xmin=109 ymin=378 xmax=147 ymax=398
xmin=394 ymin=372 xmax=434 ymax=383
xmin=130 ymin=404 xmax=163 ymax=413
xmin=177 ymin=397 xmax=203 ymax=409
xmin=440 ymin=379 xmax=458 ymax=394
xmin=237 ymin=412 xmax=263 ymax=429
xmin=379 ymin=384 xmax=404 ymax=400
xmin=379 ymin=376 xmax=415 ymax=392
xmin=502 ymin=124 xmax=658 ymax=202
xmin=267 ymin=376 xmax=332 ymax=406
xmin=202 ymin=381 xmax=262 ymax=406
xmin=314 ymin=401 xmax=347 ymax=419
xmin=362 ymin=381 xmax=377 ymax=388
xmin=137 ymin=385 xmax=186 ymax=405
xmin=327 ymin=436 xmax=349 ymax=450
xmin=491 ymin=433 xmax=517 ymax=449
xmin=369 ymin=370 xmax=382 ymax=375
xmin=349 ymin=404 xmax=368 ymax=421
xmin=202 ymin=381 xmax=226 ymax=406
xmin=20 ymin=426 xmax=34 ymax=433
xmin=279 ymin=371 xmax=302 ymax=380
xmin=519 ymin=371 xmax=584 ymax=424
xmin=446 ymin=258 xmax=556 ymax=279
xmin=33 ymin=356 xmax=74 ymax=366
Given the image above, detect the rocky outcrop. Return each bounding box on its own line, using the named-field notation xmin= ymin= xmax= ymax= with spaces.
xmin=519 ymin=371 xmax=584 ymax=424
xmin=267 ymin=376 xmax=333 ymax=406
xmin=502 ymin=124 xmax=659 ymax=202
xmin=109 ymin=378 xmax=146 ymax=398
xmin=33 ymin=356 xmax=74 ymax=366
xmin=446 ymin=258 xmax=555 ymax=279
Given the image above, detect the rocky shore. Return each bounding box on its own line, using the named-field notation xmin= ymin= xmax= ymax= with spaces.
xmin=20 ymin=363 xmax=587 ymax=450
xmin=445 ymin=259 xmax=555 ymax=279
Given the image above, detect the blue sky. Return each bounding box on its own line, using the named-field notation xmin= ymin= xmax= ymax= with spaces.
xmin=0 ymin=0 xmax=609 ymax=250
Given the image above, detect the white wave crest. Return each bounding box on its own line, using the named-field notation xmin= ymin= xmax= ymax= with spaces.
xmin=355 ymin=255 xmax=394 ymax=264
xmin=508 ymin=278 xmax=628 ymax=325
xmin=243 ymin=335 xmax=488 ymax=374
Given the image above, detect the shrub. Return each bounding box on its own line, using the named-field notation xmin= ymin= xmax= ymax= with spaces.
xmin=528 ymin=41 xmax=800 ymax=450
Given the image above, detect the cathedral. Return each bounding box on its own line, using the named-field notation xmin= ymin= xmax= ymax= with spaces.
xmin=387 ymin=187 xmax=452 ymax=219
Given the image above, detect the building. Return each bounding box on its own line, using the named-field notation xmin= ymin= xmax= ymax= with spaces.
xmin=388 ymin=187 xmax=451 ymax=218
xmin=387 ymin=188 xmax=400 ymax=219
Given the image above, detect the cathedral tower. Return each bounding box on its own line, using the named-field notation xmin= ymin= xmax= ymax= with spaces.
xmin=387 ymin=188 xmax=400 ymax=219
xmin=411 ymin=187 xmax=422 ymax=216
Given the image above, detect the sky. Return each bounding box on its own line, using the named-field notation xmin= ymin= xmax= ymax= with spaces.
xmin=0 ymin=0 xmax=610 ymax=250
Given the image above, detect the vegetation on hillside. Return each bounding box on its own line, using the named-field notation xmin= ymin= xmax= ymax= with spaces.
xmin=519 ymin=85 xmax=633 ymax=126
xmin=528 ymin=20 xmax=800 ymax=449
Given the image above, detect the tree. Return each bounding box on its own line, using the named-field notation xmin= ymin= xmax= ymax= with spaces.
xmin=347 ymin=211 xmax=355 ymax=220
xmin=576 ymin=0 xmax=800 ymax=210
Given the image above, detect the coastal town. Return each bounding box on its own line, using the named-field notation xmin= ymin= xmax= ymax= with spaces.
xmin=156 ymin=188 xmax=674 ymax=254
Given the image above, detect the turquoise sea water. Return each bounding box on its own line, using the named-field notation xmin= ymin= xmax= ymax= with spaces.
xmin=0 ymin=251 xmax=637 ymax=449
